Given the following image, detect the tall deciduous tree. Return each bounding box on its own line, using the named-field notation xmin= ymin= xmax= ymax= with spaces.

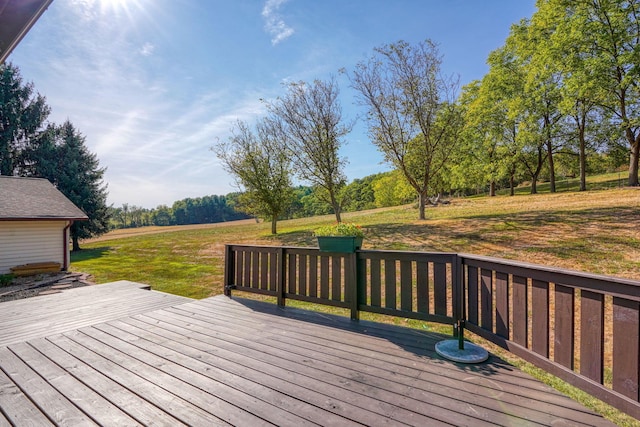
xmin=29 ymin=120 xmax=110 ymax=250
xmin=548 ymin=0 xmax=640 ymax=186
xmin=266 ymin=78 xmax=352 ymax=223
xmin=532 ymin=1 xmax=603 ymax=191
xmin=0 ymin=63 xmax=50 ymax=175
xmin=350 ymin=39 xmax=462 ymax=220
xmin=214 ymin=119 xmax=293 ymax=234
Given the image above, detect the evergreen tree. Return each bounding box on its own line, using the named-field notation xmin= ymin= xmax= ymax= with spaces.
xmin=0 ymin=63 xmax=50 ymax=175
xmin=31 ymin=120 xmax=110 ymax=250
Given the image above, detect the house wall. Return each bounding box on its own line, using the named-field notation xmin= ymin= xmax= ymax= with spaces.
xmin=0 ymin=220 xmax=67 ymax=274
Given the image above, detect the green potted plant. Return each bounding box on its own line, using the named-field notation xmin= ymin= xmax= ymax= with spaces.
xmin=314 ymin=222 xmax=364 ymax=252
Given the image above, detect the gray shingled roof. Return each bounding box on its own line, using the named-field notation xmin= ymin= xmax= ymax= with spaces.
xmin=0 ymin=176 xmax=88 ymax=220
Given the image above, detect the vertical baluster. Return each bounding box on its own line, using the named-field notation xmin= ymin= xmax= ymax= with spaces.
xmin=554 ymin=284 xmax=575 ymax=369
xmin=320 ymin=256 xmax=329 ymax=300
xmin=531 ymin=279 xmax=549 ymax=357
xmin=370 ymin=258 xmax=381 ymax=307
xmin=495 ymin=272 xmax=509 ymax=339
xmin=332 ymin=256 xmax=342 ymax=301
xmin=434 ymin=263 xmax=447 ymax=316
xmin=613 ymin=297 xmax=639 ymax=400
xmin=512 ymin=275 xmax=528 ymax=347
xmin=298 ymin=253 xmax=307 ymax=296
xmin=288 ymin=253 xmax=297 ymax=294
xmin=269 ymin=251 xmax=277 ymax=292
xmin=384 ymin=259 xmax=396 ymax=309
xmin=400 ymin=260 xmax=413 ymax=312
xmin=580 ymin=290 xmax=604 ymax=383
xmin=480 ymin=269 xmax=493 ymax=331
xmin=251 ymin=251 xmax=259 ymax=289
xmin=223 ymin=245 xmax=234 ymax=296
xmin=467 ymin=266 xmax=479 ymax=325
xmin=308 ymin=254 xmax=318 ymax=298
xmin=416 ymin=260 xmax=429 ymax=314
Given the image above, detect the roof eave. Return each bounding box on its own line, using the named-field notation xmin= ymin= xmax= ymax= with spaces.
xmin=0 ymin=0 xmax=54 ymax=64
xmin=0 ymin=216 xmax=89 ymax=221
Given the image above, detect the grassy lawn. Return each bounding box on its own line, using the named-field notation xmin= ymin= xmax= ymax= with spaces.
xmin=73 ymin=180 xmax=640 ymax=294
xmin=71 ymin=178 xmax=640 ymax=426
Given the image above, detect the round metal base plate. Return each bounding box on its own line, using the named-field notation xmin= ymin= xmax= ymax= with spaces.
xmin=435 ymin=339 xmax=489 ymax=364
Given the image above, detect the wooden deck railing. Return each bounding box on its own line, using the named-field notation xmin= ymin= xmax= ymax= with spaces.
xmin=223 ymin=244 xmax=640 ymax=420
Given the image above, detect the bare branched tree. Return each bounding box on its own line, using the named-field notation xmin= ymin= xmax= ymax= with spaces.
xmin=267 ymin=78 xmax=352 ymax=222
xmin=349 ymin=40 xmax=462 ymax=220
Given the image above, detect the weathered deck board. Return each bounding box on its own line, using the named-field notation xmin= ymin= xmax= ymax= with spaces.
xmin=0 ymin=347 xmax=97 ymax=426
xmin=7 ymin=342 xmax=140 ymax=427
xmin=0 ymin=280 xmax=191 ymax=346
xmin=165 ymin=298 xmax=601 ymax=425
xmin=0 ymin=287 xmax=616 ymax=426
xmin=27 ymin=337 xmax=187 ymax=426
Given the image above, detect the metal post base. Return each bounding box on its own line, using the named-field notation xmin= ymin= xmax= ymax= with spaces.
xmin=435 ymin=339 xmax=489 ymax=364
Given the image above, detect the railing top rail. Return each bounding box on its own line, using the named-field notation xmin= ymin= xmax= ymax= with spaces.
xmin=358 ymin=249 xmax=458 ymax=257
xmin=460 ymin=252 xmax=640 ymax=299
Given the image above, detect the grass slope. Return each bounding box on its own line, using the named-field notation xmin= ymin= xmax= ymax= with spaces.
xmin=74 ymin=183 xmax=640 ymax=298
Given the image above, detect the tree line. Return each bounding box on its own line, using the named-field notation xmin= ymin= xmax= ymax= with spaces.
xmin=108 ymin=195 xmax=249 ymax=229
xmin=0 ymin=63 xmax=109 ymax=250
xmin=107 ymin=170 xmax=416 ymax=230
xmin=216 ymin=1 xmax=637 ymax=233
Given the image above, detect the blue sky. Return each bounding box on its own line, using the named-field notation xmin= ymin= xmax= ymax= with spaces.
xmin=11 ymin=0 xmax=536 ymax=208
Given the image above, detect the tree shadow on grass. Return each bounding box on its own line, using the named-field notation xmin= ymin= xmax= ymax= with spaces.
xmin=264 ymin=206 xmax=639 ymax=258
xmin=71 ymin=246 xmax=111 ymax=262
xmin=265 ymin=230 xmax=317 ymax=247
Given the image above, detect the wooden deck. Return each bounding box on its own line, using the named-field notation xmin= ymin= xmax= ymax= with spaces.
xmin=0 ymin=283 xmax=615 ymax=426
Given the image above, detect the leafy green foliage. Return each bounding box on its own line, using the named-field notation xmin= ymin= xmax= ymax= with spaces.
xmin=0 ymin=274 xmax=14 ymax=287
xmin=371 ymin=170 xmax=414 ymax=207
xmin=214 ymin=119 xmax=294 ymax=234
xmin=314 ymin=222 xmax=364 ymax=237
xmin=267 ymin=78 xmax=352 ymax=222
xmin=350 ymin=40 xmax=463 ymax=219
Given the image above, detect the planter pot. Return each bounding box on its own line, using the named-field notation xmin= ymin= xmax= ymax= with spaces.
xmin=317 ymin=236 xmax=363 ymax=253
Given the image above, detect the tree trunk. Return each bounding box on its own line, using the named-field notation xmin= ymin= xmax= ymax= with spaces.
xmin=577 ymin=113 xmax=587 ymax=192
xmin=334 ymin=208 xmax=342 ymax=223
xmin=329 ymin=190 xmax=342 ymax=223
xmin=629 ymin=138 xmax=639 ymax=186
xmin=271 ymin=217 xmax=277 ymax=235
xmin=489 ymin=181 xmax=496 ymax=197
xmin=418 ymin=191 xmax=427 ymax=220
xmin=509 ymin=165 xmax=516 ymax=196
xmin=72 ymin=235 xmax=81 ymax=252
xmin=530 ymin=146 xmax=544 ymax=195
xmin=546 ymin=140 xmax=556 ymax=193
xmin=579 ymin=129 xmax=587 ymax=191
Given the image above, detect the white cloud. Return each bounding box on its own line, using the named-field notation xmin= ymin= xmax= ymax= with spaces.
xmin=140 ymin=42 xmax=155 ymax=56
xmin=261 ymin=0 xmax=294 ymax=45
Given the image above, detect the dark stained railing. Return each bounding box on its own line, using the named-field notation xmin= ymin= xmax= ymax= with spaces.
xmin=224 ymin=244 xmax=640 ymax=420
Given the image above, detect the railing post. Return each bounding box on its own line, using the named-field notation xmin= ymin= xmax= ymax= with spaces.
xmin=223 ymin=245 xmax=234 ymax=297
xmin=349 ymin=252 xmax=359 ymax=321
xmin=276 ymin=247 xmax=286 ymax=307
xmin=453 ymin=254 xmax=464 ymax=337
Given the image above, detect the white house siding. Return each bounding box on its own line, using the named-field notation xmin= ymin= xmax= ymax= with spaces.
xmin=0 ymin=221 xmax=67 ymax=274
